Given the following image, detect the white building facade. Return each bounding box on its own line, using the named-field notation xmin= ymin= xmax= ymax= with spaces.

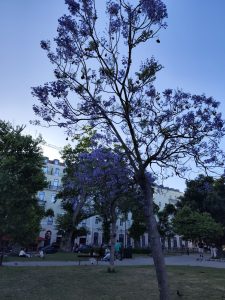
xmin=38 ymin=157 xmax=65 ymax=247
xmin=38 ymin=158 xmax=184 ymax=249
xmin=75 ymin=186 xmax=184 ymax=249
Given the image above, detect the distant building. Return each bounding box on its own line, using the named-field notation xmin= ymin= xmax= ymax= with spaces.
xmin=74 ymin=186 xmax=183 ymax=248
xmin=38 ymin=157 xmax=65 ymax=247
xmin=37 ymin=157 xmax=184 ymax=249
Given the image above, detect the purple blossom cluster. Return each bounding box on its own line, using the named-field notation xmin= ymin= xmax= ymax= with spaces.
xmin=65 ymin=0 xmax=80 ymax=15
xmin=109 ymin=18 xmax=121 ymax=34
xmin=73 ymin=148 xmax=133 ymax=199
xmin=32 ymin=85 xmax=49 ymax=106
xmin=40 ymin=40 xmax=51 ymax=51
xmin=107 ymin=1 xmax=120 ymax=15
xmin=140 ymin=0 xmax=167 ymax=24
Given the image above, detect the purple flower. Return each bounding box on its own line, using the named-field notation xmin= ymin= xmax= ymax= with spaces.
xmin=109 ymin=18 xmax=121 ymax=34
xmin=145 ymin=85 xmax=156 ymax=97
xmin=65 ymin=0 xmax=80 ymax=15
xmin=31 ymin=85 xmax=49 ymax=106
xmin=140 ymin=0 xmax=167 ymax=24
xmin=107 ymin=1 xmax=120 ymax=15
xmin=40 ymin=40 xmax=50 ymax=51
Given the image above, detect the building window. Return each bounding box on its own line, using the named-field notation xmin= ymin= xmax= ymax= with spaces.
xmin=47 ymin=216 xmax=53 ymax=225
xmin=39 ymin=192 xmax=45 ymax=201
xmin=51 ymin=193 xmax=56 ymax=203
xmin=54 ymin=159 xmax=59 ymax=165
xmin=142 ymin=235 xmax=146 ymax=247
xmin=119 ymin=234 xmax=124 ymax=244
xmin=95 ymin=217 xmax=101 ymax=224
xmin=120 ymin=219 xmax=123 ymax=226
xmin=93 ymin=232 xmax=99 ymax=245
xmin=53 ymin=179 xmax=59 ymax=187
xmin=54 ymin=168 xmax=60 ymax=176
xmin=43 ymin=166 xmax=48 ymax=174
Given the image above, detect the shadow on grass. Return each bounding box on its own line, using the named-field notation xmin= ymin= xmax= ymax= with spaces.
xmin=1 ymin=265 xmax=225 ymax=299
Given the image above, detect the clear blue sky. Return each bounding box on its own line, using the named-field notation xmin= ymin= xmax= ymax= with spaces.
xmin=1 ymin=0 xmax=225 ymax=191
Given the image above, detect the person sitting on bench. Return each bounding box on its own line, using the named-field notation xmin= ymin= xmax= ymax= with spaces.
xmin=102 ymin=247 xmax=110 ymax=261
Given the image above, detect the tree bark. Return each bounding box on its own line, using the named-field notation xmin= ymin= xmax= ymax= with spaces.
xmin=109 ymin=210 xmax=116 ymax=272
xmin=72 ymin=193 xmax=86 ymax=225
xmin=61 ymin=231 xmax=73 ymax=252
xmin=140 ymin=176 xmax=170 ymax=300
xmin=0 ymin=238 xmax=4 ymax=266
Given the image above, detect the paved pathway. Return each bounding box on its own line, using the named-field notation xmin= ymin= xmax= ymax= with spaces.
xmin=3 ymin=254 xmax=225 ymax=268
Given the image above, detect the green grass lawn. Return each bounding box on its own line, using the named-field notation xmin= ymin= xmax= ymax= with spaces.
xmin=1 ymin=265 xmax=225 ymax=299
xmin=4 ymin=252 xmax=83 ymax=262
xmin=3 ymin=252 xmax=182 ymax=263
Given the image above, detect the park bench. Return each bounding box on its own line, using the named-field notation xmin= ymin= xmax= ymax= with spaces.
xmin=77 ymin=253 xmax=101 ymax=265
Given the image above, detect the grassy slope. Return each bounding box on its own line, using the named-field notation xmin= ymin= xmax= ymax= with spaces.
xmin=1 ymin=266 xmax=225 ymax=299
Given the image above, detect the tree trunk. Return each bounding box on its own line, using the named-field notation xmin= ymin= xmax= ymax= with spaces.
xmin=102 ymin=217 xmax=110 ymax=244
xmin=108 ymin=212 xmax=116 ymax=272
xmin=61 ymin=231 xmax=73 ymax=252
xmin=140 ymin=176 xmax=170 ymax=300
xmin=72 ymin=193 xmax=86 ymax=225
xmin=0 ymin=252 xmax=3 ymax=266
xmin=0 ymin=238 xmax=4 ymax=266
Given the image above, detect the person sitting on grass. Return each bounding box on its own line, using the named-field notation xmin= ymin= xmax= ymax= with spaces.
xmin=39 ymin=249 xmax=45 ymax=259
xmin=19 ymin=248 xmax=31 ymax=258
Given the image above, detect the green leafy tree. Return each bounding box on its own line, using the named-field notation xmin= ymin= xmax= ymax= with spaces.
xmin=173 ymin=206 xmax=223 ymax=243
xmin=127 ymin=191 xmax=147 ymax=247
xmin=157 ymin=204 xmax=176 ymax=248
xmin=55 ymin=201 xmax=92 ymax=251
xmin=177 ymin=175 xmax=225 ymax=242
xmin=56 ymin=127 xmax=96 ymax=251
xmin=0 ymin=120 xmax=47 ymax=252
xmin=129 ymin=218 xmax=146 ymax=247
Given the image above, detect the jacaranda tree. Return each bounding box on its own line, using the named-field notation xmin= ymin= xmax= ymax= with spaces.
xmin=32 ymin=1 xmax=225 ymax=298
xmin=64 ymin=147 xmax=133 ymax=271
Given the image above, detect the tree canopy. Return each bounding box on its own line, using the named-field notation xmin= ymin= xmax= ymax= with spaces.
xmin=173 ymin=206 xmax=223 ymax=243
xmin=32 ymin=0 xmax=225 ymax=180
xmin=177 ymin=175 xmax=225 ymax=227
xmin=0 ymin=120 xmax=47 ymax=247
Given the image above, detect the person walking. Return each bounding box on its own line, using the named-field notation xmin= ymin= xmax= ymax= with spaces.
xmin=198 ymin=241 xmax=204 ymax=261
xmin=115 ymin=240 xmax=121 ymax=260
xmin=212 ymin=243 xmax=217 ymax=258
